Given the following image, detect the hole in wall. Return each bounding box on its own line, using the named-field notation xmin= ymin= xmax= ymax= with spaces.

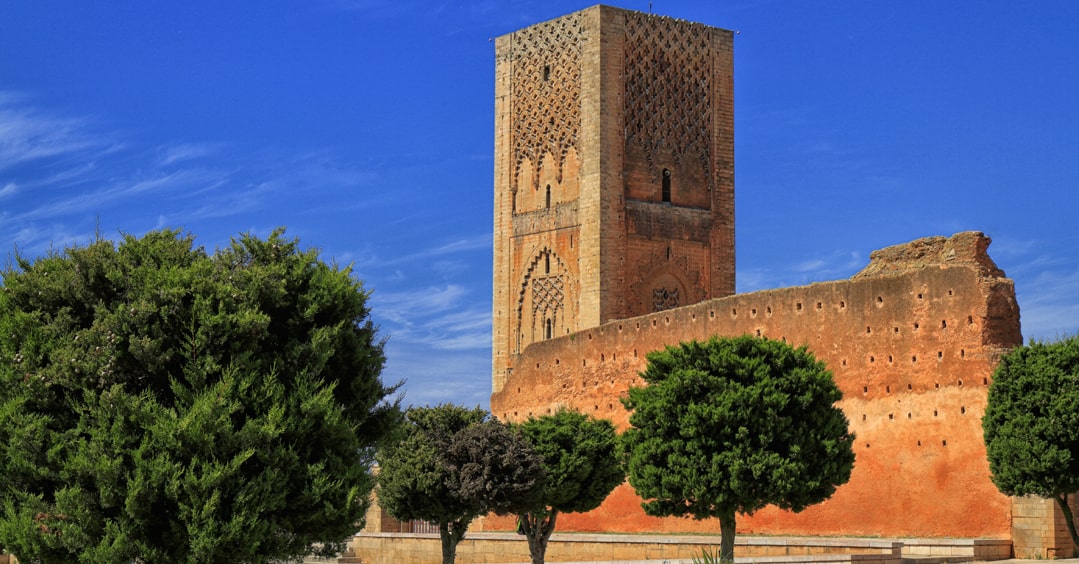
xmin=948 ymin=289 xmax=954 ymax=296
xmin=862 ymin=414 xmax=866 ymax=421
xmin=968 ymin=315 xmax=974 ymax=325
xmin=869 ymin=356 xmax=875 ymax=363
xmin=555 ymin=359 xmax=560 ymax=365
xmin=796 ymin=302 xmax=803 ymax=311
xmin=942 ymin=440 xmax=948 ymax=446
xmin=877 ymin=296 xmax=883 ymax=304
xmin=710 ymin=310 xmax=715 ymax=318
xmin=840 ymin=300 xmax=846 ymax=308
xmin=941 ymin=319 xmax=948 ymax=329
xmin=958 ymin=379 xmax=964 ymax=386
xmin=886 ymin=385 xmax=891 ymax=393
xmin=618 ymin=324 xmax=623 ymax=331
xmin=756 ymin=329 xmax=761 ymax=336
xmin=983 ymin=377 xmax=988 ymax=385
xmin=917 ymin=293 xmax=923 ymax=299
xmin=888 ymin=355 xmax=893 ymax=363
xmin=517 ymin=387 xmax=521 ymax=393
xmin=816 ymin=302 xmax=823 ymax=310
xmin=842 ymin=359 xmax=847 ymax=367
xmin=912 ymin=355 xmax=917 ymax=363
xmin=907 ymin=412 xmax=912 ymax=419
xmin=867 ymin=326 xmax=872 ymax=334
xmin=751 ymin=308 xmax=757 ymax=316
xmin=652 ymin=320 xmax=657 ymax=327
xmin=582 ymin=360 xmax=587 ymax=367
xmin=961 ymin=349 xmax=965 ymax=358
xmin=961 ymin=406 xmax=966 ymax=414
xmin=894 ymin=327 xmax=900 ymax=333
xmin=633 ymin=349 xmax=638 ymax=358
xmin=889 ymin=413 xmax=894 ymax=420
xmin=934 ymin=410 xmax=938 ymax=416
xmin=907 ymin=383 xmax=912 ymax=390
xmin=863 ymin=386 xmax=868 ymax=393
xmin=935 ymin=382 xmax=939 ymax=389
xmin=600 ymin=354 xmax=605 ymax=362
xmin=914 ymin=322 xmax=920 ymax=330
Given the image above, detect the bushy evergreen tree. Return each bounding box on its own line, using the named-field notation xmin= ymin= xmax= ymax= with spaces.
xmin=377 ymin=405 xmax=544 ymax=564
xmin=621 ymin=336 xmax=855 ymax=563
xmin=0 ymin=229 xmax=399 ymax=563
xmin=983 ymin=336 xmax=1079 ymax=551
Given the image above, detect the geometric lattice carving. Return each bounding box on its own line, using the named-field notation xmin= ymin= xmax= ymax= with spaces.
xmin=532 ymin=275 xmax=565 ymax=315
xmin=624 ymin=12 xmax=712 ymax=184
xmin=652 ymin=287 xmax=680 ymax=312
xmin=509 ymin=12 xmax=583 ymax=190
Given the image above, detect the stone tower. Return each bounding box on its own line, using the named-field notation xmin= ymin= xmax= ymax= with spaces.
xmin=492 ymin=5 xmax=735 ymax=391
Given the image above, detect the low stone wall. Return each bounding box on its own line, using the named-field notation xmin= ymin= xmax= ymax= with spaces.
xmin=350 ymin=532 xmax=1011 ymax=564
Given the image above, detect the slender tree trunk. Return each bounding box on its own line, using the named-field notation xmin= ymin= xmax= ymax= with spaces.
xmin=1055 ymin=493 xmax=1079 ymax=551
xmin=523 ymin=509 xmax=558 ymax=564
xmin=719 ymin=510 xmax=736 ymax=564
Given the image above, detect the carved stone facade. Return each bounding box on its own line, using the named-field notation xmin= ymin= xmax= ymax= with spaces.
xmin=493 ymin=6 xmax=734 ymax=392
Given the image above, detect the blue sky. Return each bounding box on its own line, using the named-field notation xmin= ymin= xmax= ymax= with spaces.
xmin=2 ymin=1 xmax=1077 ymax=409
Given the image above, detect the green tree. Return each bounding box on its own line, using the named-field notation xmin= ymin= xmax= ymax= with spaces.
xmin=514 ymin=408 xmax=623 ymax=564
xmin=377 ymin=405 xmax=545 ymax=564
xmin=621 ymin=336 xmax=855 ymax=563
xmin=983 ymin=337 xmax=1079 ymax=551
xmin=0 ymin=228 xmax=400 ymax=563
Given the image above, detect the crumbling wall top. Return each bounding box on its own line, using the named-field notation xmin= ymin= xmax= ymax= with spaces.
xmin=853 ymin=231 xmax=1006 ymax=279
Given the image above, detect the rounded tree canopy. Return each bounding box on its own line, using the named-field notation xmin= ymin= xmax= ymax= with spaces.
xmin=516 ymin=408 xmax=624 ymax=515
xmin=622 ymin=335 xmax=855 ymax=521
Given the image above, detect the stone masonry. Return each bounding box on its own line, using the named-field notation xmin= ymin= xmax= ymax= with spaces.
xmin=492 ymin=5 xmax=735 ymax=393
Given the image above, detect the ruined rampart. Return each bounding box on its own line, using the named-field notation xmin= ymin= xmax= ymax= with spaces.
xmin=489 ymin=232 xmax=1022 ymax=539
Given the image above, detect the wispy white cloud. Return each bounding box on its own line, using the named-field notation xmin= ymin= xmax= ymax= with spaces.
xmin=158 ymin=142 xmax=221 ymax=166
xmin=0 ymin=95 xmax=115 ymax=173
xmin=0 ymin=182 xmax=16 ymax=198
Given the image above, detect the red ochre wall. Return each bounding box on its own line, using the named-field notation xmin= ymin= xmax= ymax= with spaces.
xmin=489 ymin=232 xmax=1022 ymax=539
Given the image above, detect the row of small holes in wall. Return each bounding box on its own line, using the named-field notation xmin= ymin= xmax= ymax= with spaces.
xmin=865 ymin=316 xmax=975 ymax=335
xmin=857 ymin=378 xmax=988 ymax=396
xmin=866 ymin=439 xmax=950 ymax=448
xmin=859 ymin=350 xmax=965 ymax=365
xmin=726 ymin=289 xmax=959 ymax=319
xmin=861 ymin=406 xmax=969 ymax=422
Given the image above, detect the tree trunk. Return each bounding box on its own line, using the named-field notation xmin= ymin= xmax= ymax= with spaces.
xmin=523 ymin=509 xmax=558 ymax=564
xmin=719 ymin=510 xmax=736 ymax=564
xmin=439 ymin=519 xmax=468 ymax=564
xmin=1055 ymin=493 xmax=1079 ymax=552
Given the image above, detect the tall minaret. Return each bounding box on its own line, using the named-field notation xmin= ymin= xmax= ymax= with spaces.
xmin=492 ymin=5 xmax=735 ymax=392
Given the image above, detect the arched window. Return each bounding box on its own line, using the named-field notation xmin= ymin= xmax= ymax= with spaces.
xmin=545 ymin=254 xmax=550 ymax=274
xmin=545 ymin=184 xmax=552 ymax=209
xmin=545 ymin=318 xmax=553 ymax=340
xmin=662 ymin=169 xmax=671 ymax=203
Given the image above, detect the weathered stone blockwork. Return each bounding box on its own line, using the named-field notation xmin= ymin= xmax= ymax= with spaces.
xmin=1011 ymin=494 xmax=1079 ymax=558
xmin=491 ymin=232 xmax=1022 ymax=539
